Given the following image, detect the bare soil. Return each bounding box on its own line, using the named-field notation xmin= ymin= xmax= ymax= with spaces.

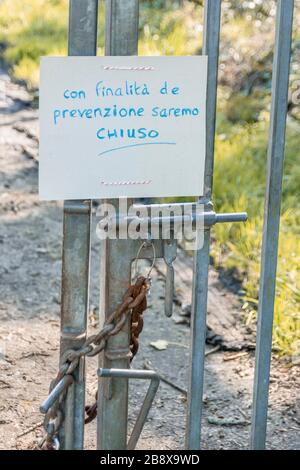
xmin=0 ymin=70 xmax=299 ymax=450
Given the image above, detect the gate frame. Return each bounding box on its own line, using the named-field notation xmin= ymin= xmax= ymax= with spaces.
xmin=57 ymin=0 xmax=295 ymax=450
xmin=251 ymin=0 xmax=294 ymax=450
xmin=59 ymin=0 xmax=98 ymax=450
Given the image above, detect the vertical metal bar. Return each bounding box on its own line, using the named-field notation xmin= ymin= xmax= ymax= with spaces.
xmin=59 ymin=0 xmax=98 ymax=450
xmin=98 ymin=240 xmax=133 ymax=450
xmin=202 ymin=0 xmax=222 ymax=201
xmin=250 ymin=0 xmax=294 ymax=450
xmin=69 ymin=0 xmax=98 ymax=56
xmin=186 ymin=0 xmax=221 ymax=450
xmin=105 ymin=0 xmax=139 ymax=56
xmin=97 ymin=0 xmax=139 ymax=450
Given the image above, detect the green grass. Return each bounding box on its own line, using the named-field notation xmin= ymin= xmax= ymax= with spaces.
xmin=212 ymin=119 xmax=300 ymax=357
xmin=0 ymin=0 xmax=201 ymax=87
xmin=0 ymin=0 xmax=299 ymax=358
xmin=0 ymin=0 xmax=69 ymax=87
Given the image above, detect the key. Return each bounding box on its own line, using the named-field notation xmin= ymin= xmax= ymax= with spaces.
xmin=163 ymin=239 xmax=177 ymax=317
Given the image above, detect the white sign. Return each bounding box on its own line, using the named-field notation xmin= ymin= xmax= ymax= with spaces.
xmin=39 ymin=56 xmax=207 ymax=200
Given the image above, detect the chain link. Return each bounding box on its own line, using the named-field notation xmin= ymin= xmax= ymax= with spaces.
xmin=84 ymin=275 xmax=150 ymax=425
xmin=40 ymin=276 xmax=150 ymax=450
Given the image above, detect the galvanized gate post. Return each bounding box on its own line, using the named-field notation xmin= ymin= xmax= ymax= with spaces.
xmin=59 ymin=0 xmax=98 ymax=450
xmin=97 ymin=0 xmax=139 ymax=450
xmin=250 ymin=0 xmax=294 ymax=450
xmin=185 ymin=0 xmax=221 ymax=450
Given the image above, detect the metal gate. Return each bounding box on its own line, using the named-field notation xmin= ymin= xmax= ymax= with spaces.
xmin=40 ymin=0 xmax=295 ymax=450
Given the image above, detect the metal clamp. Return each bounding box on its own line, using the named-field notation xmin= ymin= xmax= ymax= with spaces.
xmin=98 ymin=368 xmax=160 ymax=450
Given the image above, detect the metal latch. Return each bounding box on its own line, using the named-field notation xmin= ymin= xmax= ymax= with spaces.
xmin=98 ymin=368 xmax=160 ymax=450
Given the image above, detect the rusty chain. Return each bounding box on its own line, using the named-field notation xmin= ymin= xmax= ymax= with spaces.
xmin=84 ymin=275 xmax=148 ymax=424
xmin=40 ymin=275 xmax=150 ymax=450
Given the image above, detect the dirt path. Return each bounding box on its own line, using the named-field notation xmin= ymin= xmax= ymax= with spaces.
xmin=0 ymin=70 xmax=299 ymax=450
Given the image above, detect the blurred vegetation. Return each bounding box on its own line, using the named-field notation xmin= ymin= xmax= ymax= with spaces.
xmin=0 ymin=0 xmax=299 ymax=358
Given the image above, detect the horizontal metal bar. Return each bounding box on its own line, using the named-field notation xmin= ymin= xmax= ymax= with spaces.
xmin=40 ymin=375 xmax=74 ymax=414
xmin=64 ymin=201 xmax=91 ymax=215
xmin=105 ymin=209 xmax=247 ymax=227
xmin=215 ymin=212 xmax=247 ymax=223
xmin=98 ymin=368 xmax=160 ymax=450
xmin=98 ymin=367 xmax=159 ymax=381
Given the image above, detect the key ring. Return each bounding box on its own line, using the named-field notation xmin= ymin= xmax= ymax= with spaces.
xmin=133 ymin=240 xmax=156 ymax=281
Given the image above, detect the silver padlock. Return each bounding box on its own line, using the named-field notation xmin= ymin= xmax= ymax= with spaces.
xmin=163 ymin=239 xmax=177 ymax=317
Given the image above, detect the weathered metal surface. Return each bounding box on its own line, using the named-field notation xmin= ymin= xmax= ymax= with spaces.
xmin=97 ymin=239 xmax=134 ymax=449
xmin=97 ymin=0 xmax=139 ymax=450
xmin=59 ymin=0 xmax=98 ymax=450
xmin=250 ymin=0 xmax=294 ymax=450
xmin=186 ymin=0 xmax=222 ymax=450
xmin=68 ymin=0 xmax=98 ymax=56
xmin=105 ymin=0 xmax=139 ymax=56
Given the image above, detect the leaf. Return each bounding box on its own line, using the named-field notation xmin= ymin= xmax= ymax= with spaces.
xmin=150 ymin=340 xmax=168 ymax=351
